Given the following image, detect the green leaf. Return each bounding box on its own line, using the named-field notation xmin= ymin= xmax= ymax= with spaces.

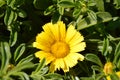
xmin=114 ymin=0 xmax=120 ymax=9
xmin=33 ymin=0 xmax=50 ymax=10
xmin=113 ymin=41 xmax=120 ymax=63
xmin=0 ymin=42 xmax=11 ymax=73
xmin=44 ymin=5 xmax=55 ymax=15
xmin=73 ymin=8 xmax=81 ymax=18
xmin=95 ymin=0 xmax=104 ymax=11
xmin=18 ymin=9 xmax=27 ymax=18
xmin=96 ymin=12 xmax=112 ymax=23
xmin=91 ymin=65 xmax=103 ymax=72
xmin=4 ymin=7 xmax=17 ymax=26
xmin=9 ymin=28 xmax=18 ymax=47
xmin=88 ymin=1 xmax=96 ymax=6
xmin=110 ymin=73 xmax=119 ymax=80
xmin=80 ymin=77 xmax=94 ymax=80
xmin=7 ymin=0 xmax=14 ymax=6
xmin=77 ymin=12 xmax=97 ymax=30
xmin=102 ymin=38 xmax=109 ymax=56
xmin=11 ymin=72 xmax=30 ymax=80
xmin=17 ymin=54 xmax=34 ymax=66
xmin=14 ymin=43 xmax=26 ymax=62
xmin=116 ymin=59 xmax=120 ymax=69
xmin=7 ymin=0 xmax=16 ymax=9
xmin=44 ymin=73 xmax=63 ymax=80
xmin=58 ymin=7 xmax=64 ymax=15
xmin=7 ymin=0 xmax=24 ymax=9
xmin=33 ymin=58 xmax=46 ymax=74
xmin=58 ymin=1 xmax=75 ymax=8
xmin=8 ymin=62 xmax=34 ymax=75
xmin=85 ymin=54 xmax=103 ymax=67
xmin=77 ymin=12 xmax=112 ymax=30
xmin=51 ymin=11 xmax=61 ymax=23
xmin=0 ymin=0 xmax=6 ymax=7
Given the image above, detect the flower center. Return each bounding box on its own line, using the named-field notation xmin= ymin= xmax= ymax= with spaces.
xmin=51 ymin=42 xmax=69 ymax=58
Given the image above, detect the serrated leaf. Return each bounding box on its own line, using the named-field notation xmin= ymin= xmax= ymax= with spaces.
xmin=0 ymin=42 xmax=11 ymax=73
xmin=58 ymin=1 xmax=75 ymax=8
xmin=85 ymin=54 xmax=103 ymax=67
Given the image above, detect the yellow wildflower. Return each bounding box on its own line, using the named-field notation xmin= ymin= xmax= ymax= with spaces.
xmin=103 ymin=62 xmax=113 ymax=75
xmin=106 ymin=71 xmax=120 ymax=80
xmin=33 ymin=21 xmax=86 ymax=72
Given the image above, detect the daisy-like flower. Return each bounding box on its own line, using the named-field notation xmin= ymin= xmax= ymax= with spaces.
xmin=33 ymin=21 xmax=86 ymax=72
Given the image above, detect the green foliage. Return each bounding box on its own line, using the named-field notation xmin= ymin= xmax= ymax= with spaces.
xmin=85 ymin=53 xmax=103 ymax=67
xmin=0 ymin=0 xmax=120 ymax=80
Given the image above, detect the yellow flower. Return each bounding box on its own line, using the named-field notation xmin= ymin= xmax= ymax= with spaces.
xmin=106 ymin=76 xmax=111 ymax=80
xmin=106 ymin=71 xmax=120 ymax=80
xmin=116 ymin=71 xmax=120 ymax=78
xmin=103 ymin=62 xmax=120 ymax=80
xmin=103 ymin=62 xmax=113 ymax=75
xmin=33 ymin=21 xmax=86 ymax=72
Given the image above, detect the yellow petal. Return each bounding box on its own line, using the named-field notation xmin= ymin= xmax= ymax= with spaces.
xmin=64 ymin=54 xmax=77 ymax=68
xmin=64 ymin=53 xmax=84 ymax=68
xmin=33 ymin=42 xmax=50 ymax=52
xmin=52 ymin=24 xmax=59 ymax=41
xmin=65 ymin=25 xmax=77 ymax=43
xmin=55 ymin=58 xmax=69 ymax=72
xmin=116 ymin=71 xmax=120 ymax=78
xmin=103 ymin=62 xmax=113 ymax=75
xmin=42 ymin=23 xmax=55 ymax=40
xmin=70 ymin=42 xmax=86 ymax=53
xmin=68 ymin=32 xmax=84 ymax=47
xmin=70 ymin=53 xmax=84 ymax=61
xmin=36 ymin=32 xmax=54 ymax=46
xmin=35 ymin=51 xmax=55 ymax=64
xmin=49 ymin=62 xmax=56 ymax=73
xmin=57 ymin=21 xmax=66 ymax=41
xmin=106 ymin=76 xmax=111 ymax=80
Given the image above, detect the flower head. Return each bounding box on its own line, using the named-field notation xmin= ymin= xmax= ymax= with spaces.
xmin=103 ymin=62 xmax=113 ymax=75
xmin=33 ymin=21 xmax=86 ymax=72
